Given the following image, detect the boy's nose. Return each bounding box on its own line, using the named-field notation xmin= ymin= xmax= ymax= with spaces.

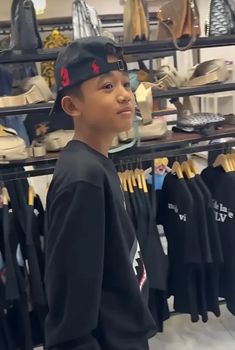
xmin=117 ymin=95 xmax=131 ymax=103
xmin=117 ymin=89 xmax=132 ymax=103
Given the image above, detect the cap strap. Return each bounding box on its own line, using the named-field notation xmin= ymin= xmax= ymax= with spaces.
xmin=107 ymin=60 xmax=128 ymax=72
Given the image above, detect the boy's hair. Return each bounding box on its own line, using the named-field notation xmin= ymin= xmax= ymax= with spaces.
xmin=61 ymin=84 xmax=83 ymax=100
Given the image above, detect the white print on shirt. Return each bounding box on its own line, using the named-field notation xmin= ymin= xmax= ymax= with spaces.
xmin=132 ymin=241 xmax=147 ymax=291
xmin=213 ymin=200 xmax=234 ymax=223
xmin=120 ymin=185 xmax=127 ymax=211
xmin=168 ymin=203 xmax=187 ymax=222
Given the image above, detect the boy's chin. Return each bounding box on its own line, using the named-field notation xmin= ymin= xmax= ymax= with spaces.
xmin=116 ymin=121 xmax=133 ymax=133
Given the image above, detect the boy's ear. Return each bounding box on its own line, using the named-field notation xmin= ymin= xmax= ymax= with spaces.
xmin=61 ymin=95 xmax=82 ymax=118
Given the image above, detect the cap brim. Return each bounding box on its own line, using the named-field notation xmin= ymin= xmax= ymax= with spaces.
xmin=49 ymin=93 xmax=74 ymax=131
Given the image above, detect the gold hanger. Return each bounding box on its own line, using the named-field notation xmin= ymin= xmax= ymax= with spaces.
xmin=230 ymin=151 xmax=235 ymax=159
xmin=125 ymin=171 xmax=134 ymax=193
xmin=188 ymin=159 xmax=199 ymax=175
xmin=130 ymin=170 xmax=137 ymax=187
xmin=135 ymin=169 xmax=143 ymax=189
xmin=181 ymin=161 xmax=195 ymax=179
xmin=140 ymin=170 xmax=148 ymax=193
xmin=213 ymin=154 xmax=233 ymax=172
xmin=2 ymin=187 xmax=10 ymax=205
xmin=226 ymin=154 xmax=235 ymax=171
xmin=122 ymin=172 xmax=128 ymax=192
xmin=172 ymin=161 xmax=184 ymax=179
xmin=28 ymin=185 xmax=35 ymax=206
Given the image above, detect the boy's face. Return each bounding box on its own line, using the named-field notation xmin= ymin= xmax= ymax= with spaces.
xmin=63 ymin=56 xmax=135 ymax=135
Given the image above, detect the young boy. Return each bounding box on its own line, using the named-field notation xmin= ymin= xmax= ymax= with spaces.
xmin=45 ymin=36 xmax=156 ymax=350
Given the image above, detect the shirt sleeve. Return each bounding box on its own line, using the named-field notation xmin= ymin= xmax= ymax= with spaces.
xmin=45 ymin=181 xmax=105 ymax=350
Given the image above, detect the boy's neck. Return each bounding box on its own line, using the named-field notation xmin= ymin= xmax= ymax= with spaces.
xmin=73 ymin=130 xmax=115 ymax=157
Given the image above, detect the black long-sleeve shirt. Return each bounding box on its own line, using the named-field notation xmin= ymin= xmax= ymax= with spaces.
xmin=45 ymin=140 xmax=156 ymax=350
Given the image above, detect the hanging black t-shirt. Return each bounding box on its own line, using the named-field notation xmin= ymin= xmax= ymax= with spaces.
xmin=201 ymin=166 xmax=235 ymax=315
xmin=194 ymin=175 xmax=223 ymax=317
xmin=158 ymin=173 xmax=202 ymax=322
xmin=127 ymin=184 xmax=169 ymax=332
xmin=45 ymin=140 xmax=156 ymax=350
xmin=194 ymin=176 xmax=223 ymax=264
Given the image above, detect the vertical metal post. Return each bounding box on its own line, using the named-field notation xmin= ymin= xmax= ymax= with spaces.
xmin=151 ymin=159 xmax=157 ymax=220
xmin=149 ymin=57 xmax=154 ymax=82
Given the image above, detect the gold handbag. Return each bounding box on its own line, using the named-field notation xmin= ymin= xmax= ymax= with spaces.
xmin=124 ymin=0 xmax=149 ymax=43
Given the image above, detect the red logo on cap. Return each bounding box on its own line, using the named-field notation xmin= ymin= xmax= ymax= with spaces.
xmin=60 ymin=67 xmax=70 ymax=87
xmin=92 ymin=61 xmax=100 ymax=75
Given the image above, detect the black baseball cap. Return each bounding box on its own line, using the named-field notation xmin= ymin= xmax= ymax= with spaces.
xmin=50 ymin=36 xmax=128 ymax=130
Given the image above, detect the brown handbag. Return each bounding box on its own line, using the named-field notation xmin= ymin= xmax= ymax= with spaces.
xmin=156 ymin=0 xmax=201 ymax=50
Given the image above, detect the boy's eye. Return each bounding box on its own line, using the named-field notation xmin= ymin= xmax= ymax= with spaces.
xmin=124 ymin=81 xmax=131 ymax=89
xmin=103 ymin=83 xmax=113 ymax=90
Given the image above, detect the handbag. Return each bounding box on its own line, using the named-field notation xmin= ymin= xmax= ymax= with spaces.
xmin=156 ymin=0 xmax=201 ymax=51
xmin=10 ymin=0 xmax=42 ymax=50
xmin=72 ymin=0 xmax=102 ymax=39
xmin=124 ymin=0 xmax=149 ymax=43
xmin=0 ymin=76 xmax=53 ymax=108
xmin=0 ymin=125 xmax=28 ymax=161
xmin=186 ymin=59 xmax=229 ymax=87
xmin=208 ymin=0 xmax=235 ymax=36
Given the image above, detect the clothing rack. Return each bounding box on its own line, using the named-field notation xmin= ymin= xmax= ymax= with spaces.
xmin=0 ymin=133 xmax=234 ymax=182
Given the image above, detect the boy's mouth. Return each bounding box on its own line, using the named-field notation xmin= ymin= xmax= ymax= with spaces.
xmin=117 ymin=106 xmax=134 ymax=118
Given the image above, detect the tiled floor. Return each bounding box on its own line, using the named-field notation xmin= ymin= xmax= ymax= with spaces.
xmin=149 ymin=305 xmax=235 ymax=350
xmin=36 ymin=306 xmax=235 ymax=350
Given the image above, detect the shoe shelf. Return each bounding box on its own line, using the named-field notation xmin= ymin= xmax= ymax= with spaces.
xmin=0 ymin=81 xmax=235 ymax=117
xmin=152 ymin=82 xmax=235 ymax=99
xmin=0 ymin=102 xmax=54 ymax=117
xmin=0 ymin=48 xmax=175 ymax=64
xmin=110 ymin=124 xmax=235 ymax=163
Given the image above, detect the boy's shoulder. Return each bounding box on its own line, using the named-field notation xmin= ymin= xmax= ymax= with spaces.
xmin=51 ymin=140 xmax=114 ymax=195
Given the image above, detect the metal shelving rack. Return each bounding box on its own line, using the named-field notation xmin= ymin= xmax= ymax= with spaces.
xmin=0 ymin=33 xmax=234 ymax=179
xmin=1 ymin=34 xmax=235 ymax=62
xmin=1 ymin=124 xmax=235 ymax=181
xmin=0 ymin=82 xmax=234 ymax=117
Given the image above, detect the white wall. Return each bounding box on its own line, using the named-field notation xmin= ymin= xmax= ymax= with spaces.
xmin=0 ymin=0 xmax=165 ymax=21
